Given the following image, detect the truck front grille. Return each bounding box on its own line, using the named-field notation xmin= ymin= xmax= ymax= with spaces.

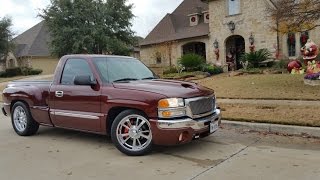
xmin=188 ymin=96 xmax=215 ymax=116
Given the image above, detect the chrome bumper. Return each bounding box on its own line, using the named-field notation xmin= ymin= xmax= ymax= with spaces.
xmin=157 ymin=109 xmax=221 ymax=130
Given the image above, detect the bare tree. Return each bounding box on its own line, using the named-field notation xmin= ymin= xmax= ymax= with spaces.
xmin=267 ymin=0 xmax=320 ymax=33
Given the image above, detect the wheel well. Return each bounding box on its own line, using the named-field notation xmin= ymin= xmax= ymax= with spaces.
xmin=106 ymin=107 xmax=147 ymax=134
xmin=10 ymin=100 xmax=29 ymax=112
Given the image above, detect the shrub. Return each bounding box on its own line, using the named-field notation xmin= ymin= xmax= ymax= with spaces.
xmin=0 ymin=67 xmax=22 ymax=77
xmin=0 ymin=67 xmax=43 ymax=77
xmin=240 ymin=49 xmax=272 ymax=68
xmin=202 ymin=64 xmax=223 ymax=75
xmin=163 ymin=66 xmax=178 ymax=75
xmin=28 ymin=69 xmax=43 ymax=75
xmin=272 ymin=58 xmax=290 ymax=70
xmin=178 ymin=54 xmax=205 ymax=71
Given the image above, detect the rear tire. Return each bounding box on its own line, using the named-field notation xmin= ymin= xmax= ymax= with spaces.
xmin=11 ymin=102 xmax=39 ymax=136
xmin=111 ymin=109 xmax=153 ymax=156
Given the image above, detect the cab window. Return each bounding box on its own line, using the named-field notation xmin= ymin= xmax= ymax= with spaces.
xmin=60 ymin=59 xmax=93 ymax=85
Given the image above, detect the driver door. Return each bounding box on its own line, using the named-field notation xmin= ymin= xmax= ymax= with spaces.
xmin=50 ymin=58 xmax=102 ymax=132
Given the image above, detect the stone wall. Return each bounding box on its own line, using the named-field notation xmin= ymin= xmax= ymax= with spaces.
xmin=140 ymin=36 xmax=209 ymax=67
xmin=208 ymin=0 xmax=278 ymax=67
xmin=280 ymin=26 xmax=320 ymax=59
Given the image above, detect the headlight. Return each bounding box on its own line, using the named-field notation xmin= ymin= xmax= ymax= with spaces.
xmin=158 ymin=98 xmax=184 ymax=108
xmin=158 ymin=98 xmax=186 ymax=118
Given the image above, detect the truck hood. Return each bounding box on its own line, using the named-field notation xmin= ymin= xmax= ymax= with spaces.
xmin=112 ymin=79 xmax=214 ymax=98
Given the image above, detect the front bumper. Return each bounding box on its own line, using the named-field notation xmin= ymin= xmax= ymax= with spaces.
xmin=2 ymin=107 xmax=7 ymax=116
xmin=2 ymin=103 xmax=10 ymax=116
xmin=150 ymin=109 xmax=221 ymax=145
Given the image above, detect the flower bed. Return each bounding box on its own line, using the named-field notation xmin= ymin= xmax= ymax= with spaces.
xmin=304 ymin=71 xmax=320 ymax=86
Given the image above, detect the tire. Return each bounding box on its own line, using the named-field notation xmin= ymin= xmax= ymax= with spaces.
xmin=11 ymin=102 xmax=39 ymax=136
xmin=111 ymin=109 xmax=153 ymax=156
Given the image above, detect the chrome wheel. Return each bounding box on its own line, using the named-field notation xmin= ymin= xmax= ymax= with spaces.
xmin=13 ymin=106 xmax=27 ymax=132
xmin=116 ymin=115 xmax=152 ymax=152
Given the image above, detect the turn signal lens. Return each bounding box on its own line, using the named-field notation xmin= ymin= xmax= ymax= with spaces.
xmin=158 ymin=99 xmax=170 ymax=108
xmin=158 ymin=109 xmax=186 ymax=118
xmin=161 ymin=111 xmax=172 ymax=117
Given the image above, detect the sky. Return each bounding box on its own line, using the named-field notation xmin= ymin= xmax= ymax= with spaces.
xmin=0 ymin=0 xmax=184 ymax=38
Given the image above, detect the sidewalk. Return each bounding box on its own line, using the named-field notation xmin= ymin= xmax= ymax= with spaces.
xmin=218 ymin=98 xmax=320 ymax=106
xmin=222 ymin=120 xmax=320 ymax=138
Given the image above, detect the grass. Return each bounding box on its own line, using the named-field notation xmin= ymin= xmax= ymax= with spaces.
xmin=220 ymin=103 xmax=320 ymax=127
xmin=162 ymin=71 xmax=208 ymax=79
xmin=30 ymin=58 xmax=59 ymax=75
xmin=197 ymin=73 xmax=320 ymax=100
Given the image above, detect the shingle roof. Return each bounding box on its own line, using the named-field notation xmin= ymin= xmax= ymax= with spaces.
xmin=13 ymin=21 xmax=51 ymax=57
xmin=140 ymin=0 xmax=209 ymax=46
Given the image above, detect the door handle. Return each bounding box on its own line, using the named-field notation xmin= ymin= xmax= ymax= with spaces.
xmin=55 ymin=91 xmax=64 ymax=98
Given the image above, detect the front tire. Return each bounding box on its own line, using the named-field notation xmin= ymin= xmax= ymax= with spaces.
xmin=11 ymin=102 xmax=39 ymax=136
xmin=111 ymin=110 xmax=153 ymax=156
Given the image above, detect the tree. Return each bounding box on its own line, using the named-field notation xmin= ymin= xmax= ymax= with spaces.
xmin=40 ymin=0 xmax=135 ymax=57
xmin=267 ymin=0 xmax=320 ymax=33
xmin=0 ymin=16 xmax=14 ymax=58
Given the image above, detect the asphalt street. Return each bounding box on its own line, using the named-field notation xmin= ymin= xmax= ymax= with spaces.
xmin=0 ymin=113 xmax=319 ymax=180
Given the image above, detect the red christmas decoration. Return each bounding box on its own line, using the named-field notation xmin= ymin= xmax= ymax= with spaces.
xmin=191 ymin=17 xmax=196 ymax=22
xmin=287 ymin=60 xmax=302 ymax=73
xmin=288 ymin=34 xmax=296 ymax=45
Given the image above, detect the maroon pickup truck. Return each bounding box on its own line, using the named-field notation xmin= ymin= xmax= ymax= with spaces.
xmin=2 ymin=55 xmax=221 ymax=156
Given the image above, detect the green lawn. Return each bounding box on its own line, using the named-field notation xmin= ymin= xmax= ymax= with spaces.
xmin=198 ymin=73 xmax=320 ymax=100
xmin=197 ymin=73 xmax=320 ymax=127
xmin=221 ymin=103 xmax=320 ymax=127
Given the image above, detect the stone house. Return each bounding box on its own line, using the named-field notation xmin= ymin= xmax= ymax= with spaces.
xmin=0 ymin=52 xmax=18 ymax=72
xmin=12 ymin=20 xmax=55 ymax=69
xmin=139 ymin=0 xmax=320 ymax=70
xmin=0 ymin=19 xmax=45 ymax=72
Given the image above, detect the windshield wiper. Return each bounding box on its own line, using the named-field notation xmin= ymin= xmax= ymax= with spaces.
xmin=141 ymin=77 xmax=157 ymax=80
xmin=113 ymin=78 xmax=138 ymax=82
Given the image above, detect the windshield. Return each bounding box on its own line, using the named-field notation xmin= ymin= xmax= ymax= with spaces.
xmin=93 ymin=57 xmax=156 ymax=83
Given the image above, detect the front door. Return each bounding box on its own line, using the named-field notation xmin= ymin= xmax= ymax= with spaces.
xmin=50 ymin=58 xmax=102 ymax=132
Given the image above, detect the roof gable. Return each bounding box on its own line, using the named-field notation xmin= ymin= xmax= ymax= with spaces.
xmin=13 ymin=21 xmax=51 ymax=57
xmin=141 ymin=0 xmax=209 ymax=46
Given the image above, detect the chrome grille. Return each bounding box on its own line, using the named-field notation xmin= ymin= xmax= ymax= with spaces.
xmin=188 ymin=96 xmax=214 ymax=116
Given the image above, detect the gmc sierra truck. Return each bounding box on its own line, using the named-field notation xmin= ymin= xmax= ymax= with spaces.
xmin=2 ymin=55 xmax=221 ymax=156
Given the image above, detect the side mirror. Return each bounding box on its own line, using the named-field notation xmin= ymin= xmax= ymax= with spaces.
xmin=74 ymin=75 xmax=97 ymax=86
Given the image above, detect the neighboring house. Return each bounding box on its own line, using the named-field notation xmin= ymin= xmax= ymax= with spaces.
xmin=140 ymin=0 xmax=209 ymax=67
xmin=140 ymin=0 xmax=320 ymax=70
xmin=130 ymin=47 xmax=141 ymax=59
xmin=0 ymin=52 xmax=18 ymax=72
xmin=13 ymin=20 xmax=53 ymax=67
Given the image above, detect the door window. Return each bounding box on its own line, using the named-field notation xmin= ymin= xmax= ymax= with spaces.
xmin=61 ymin=59 xmax=93 ymax=85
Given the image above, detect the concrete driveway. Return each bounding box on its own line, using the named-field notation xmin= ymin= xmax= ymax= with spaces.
xmin=0 ymin=113 xmax=319 ymax=180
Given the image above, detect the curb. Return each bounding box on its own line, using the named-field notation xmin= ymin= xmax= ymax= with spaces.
xmin=222 ymin=120 xmax=320 ymax=138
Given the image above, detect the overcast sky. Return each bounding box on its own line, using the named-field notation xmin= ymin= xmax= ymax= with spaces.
xmin=0 ymin=0 xmax=183 ymax=38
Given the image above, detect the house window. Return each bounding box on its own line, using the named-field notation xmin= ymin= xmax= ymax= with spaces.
xmin=228 ymin=0 xmax=240 ymax=15
xmin=155 ymin=52 xmax=162 ymax=64
xmin=287 ymin=33 xmax=296 ymax=57
xmin=300 ymin=31 xmax=309 ymax=48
